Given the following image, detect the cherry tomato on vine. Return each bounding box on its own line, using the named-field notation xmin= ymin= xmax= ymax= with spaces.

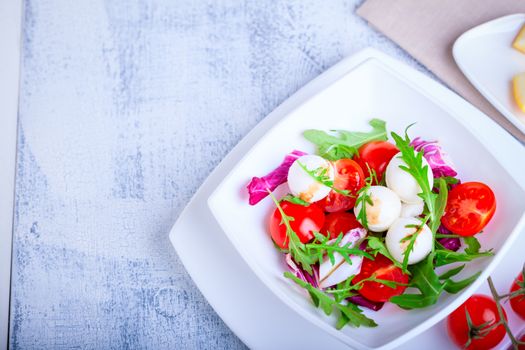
xmin=321 ymin=212 xmax=362 ymax=240
xmin=510 ymin=272 xmax=525 ymax=320
xmin=519 ymin=333 xmax=525 ymax=350
xmin=354 ymin=141 xmax=398 ymax=183
xmin=269 ymin=200 xmax=325 ymax=249
xmin=446 ymin=294 xmax=507 ymax=350
xmin=441 ymin=182 xmax=496 ymax=236
xmin=352 ymin=254 xmax=409 ymax=302
xmin=317 ymin=159 xmax=365 ymax=213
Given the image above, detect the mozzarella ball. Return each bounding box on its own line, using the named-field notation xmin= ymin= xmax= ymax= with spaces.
xmin=400 ymin=201 xmax=424 ymax=218
xmin=354 ymin=186 xmax=402 ymax=232
xmin=385 ymin=217 xmax=433 ymax=265
xmin=287 ymin=155 xmax=334 ymax=203
xmin=385 ymin=152 xmax=434 ymax=204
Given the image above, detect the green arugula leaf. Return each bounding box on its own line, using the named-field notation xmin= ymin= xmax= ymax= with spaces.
xmin=437 ymin=176 xmax=460 ymax=186
xmin=326 ymin=276 xmax=359 ymax=300
xmin=390 ymin=253 xmax=444 ymax=309
xmin=297 ymin=162 xmax=351 ymax=196
xmin=354 ymin=170 xmax=377 ymax=231
xmin=280 ymin=194 xmax=310 ymax=206
xmin=433 ymin=178 xmax=449 ymax=234
xmin=325 ymin=274 xmax=405 ymax=300
xmin=434 ymin=248 xmax=493 ymax=267
xmin=464 ymin=236 xmax=481 ymax=254
xmin=443 ymin=271 xmax=481 ymax=294
xmin=438 ymin=264 xmax=466 ymax=280
xmin=355 ymin=187 xmax=372 ymax=230
xmin=336 ymin=313 xmax=351 ymax=330
xmin=305 ymin=233 xmax=373 ymax=266
xmin=366 ymin=236 xmax=404 ymax=270
xmin=401 ymin=229 xmax=420 ymax=273
xmin=435 ymin=233 xmax=462 ymax=239
xmin=390 ymin=130 xmax=448 ymax=236
xmin=303 ymin=119 xmax=388 ymax=160
xmin=337 ymin=302 xmax=377 ymax=328
xmin=389 ymin=293 xmax=441 ymax=309
xmin=366 ymin=276 xmax=406 ymax=289
xmin=268 ymin=192 xmax=316 ymax=273
xmin=284 ymin=272 xmax=377 ymax=329
xmin=406 ymin=253 xmax=443 ymax=297
xmin=400 ymin=215 xmax=430 ymax=272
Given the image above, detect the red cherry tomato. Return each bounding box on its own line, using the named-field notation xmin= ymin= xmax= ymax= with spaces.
xmin=269 ymin=201 xmax=325 ymax=249
xmin=510 ymin=273 xmax=525 ymax=320
xmin=441 ymin=182 xmax=496 ymax=236
xmin=446 ymin=294 xmax=507 ymax=350
xmin=317 ymin=159 xmax=365 ymax=213
xmin=321 ymin=212 xmax=362 ymax=240
xmin=352 ymin=254 xmax=409 ymax=302
xmin=519 ymin=333 xmax=525 ymax=350
xmin=354 ymin=141 xmax=398 ymax=183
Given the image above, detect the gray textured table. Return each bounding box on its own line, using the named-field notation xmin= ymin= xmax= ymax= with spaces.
xmin=10 ymin=0 xmax=425 ymax=348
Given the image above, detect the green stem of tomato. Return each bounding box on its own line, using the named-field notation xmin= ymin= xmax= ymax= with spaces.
xmin=487 ymin=277 xmax=520 ymax=349
xmin=495 ymin=288 xmax=525 ymax=300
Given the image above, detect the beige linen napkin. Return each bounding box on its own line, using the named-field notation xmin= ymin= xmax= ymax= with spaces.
xmin=357 ymin=0 xmax=525 ymax=143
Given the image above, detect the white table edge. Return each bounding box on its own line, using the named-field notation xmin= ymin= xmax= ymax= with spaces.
xmin=0 ymin=0 xmax=23 ymax=348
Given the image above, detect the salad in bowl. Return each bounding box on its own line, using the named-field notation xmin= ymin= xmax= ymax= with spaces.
xmin=246 ymin=119 xmax=495 ymax=329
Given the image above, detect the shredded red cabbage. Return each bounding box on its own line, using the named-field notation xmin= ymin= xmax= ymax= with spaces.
xmin=437 ymin=225 xmax=461 ymax=251
xmin=285 ymin=253 xmax=319 ymax=288
xmin=410 ymin=137 xmax=457 ymax=178
xmin=246 ymin=150 xmax=307 ymax=205
xmin=326 ymin=227 xmax=367 ymax=247
xmin=347 ymin=295 xmax=384 ymax=311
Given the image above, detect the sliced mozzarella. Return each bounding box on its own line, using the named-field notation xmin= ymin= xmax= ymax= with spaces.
xmin=385 ymin=217 xmax=433 ymax=265
xmin=287 ymin=155 xmax=334 ymax=203
xmin=318 ymin=228 xmax=367 ymax=289
xmin=385 ymin=152 xmax=433 ymax=204
xmin=353 ymin=186 xmax=401 ymax=232
xmin=400 ymin=201 xmax=424 ymax=218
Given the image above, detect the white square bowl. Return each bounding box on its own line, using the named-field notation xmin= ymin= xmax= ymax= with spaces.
xmin=453 ymin=13 xmax=525 ymax=135
xmin=207 ymin=54 xmax=525 ymax=350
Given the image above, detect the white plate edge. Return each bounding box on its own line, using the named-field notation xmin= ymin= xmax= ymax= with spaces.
xmin=452 ymin=13 xmax=525 ymax=136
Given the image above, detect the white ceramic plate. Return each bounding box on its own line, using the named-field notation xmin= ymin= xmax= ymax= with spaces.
xmin=206 ymin=52 xmax=525 ymax=349
xmin=453 ymin=13 xmax=525 ymax=136
xmin=170 ymin=48 xmax=525 ymax=350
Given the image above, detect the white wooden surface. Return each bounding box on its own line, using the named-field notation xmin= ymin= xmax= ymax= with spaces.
xmin=10 ymin=0 xmax=441 ymax=348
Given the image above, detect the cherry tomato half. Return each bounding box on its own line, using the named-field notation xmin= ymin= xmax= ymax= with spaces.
xmin=321 ymin=212 xmax=362 ymax=240
xmin=317 ymin=159 xmax=365 ymax=213
xmin=354 ymin=141 xmax=398 ymax=183
xmin=269 ymin=200 xmax=325 ymax=249
xmin=441 ymin=182 xmax=496 ymax=236
xmin=510 ymin=273 xmax=525 ymax=320
xmin=352 ymin=254 xmax=409 ymax=302
xmin=446 ymin=294 xmax=507 ymax=350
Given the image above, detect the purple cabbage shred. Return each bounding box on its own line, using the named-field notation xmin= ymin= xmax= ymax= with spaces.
xmin=285 ymin=253 xmax=319 ymax=288
xmin=246 ymin=150 xmax=307 ymax=205
xmin=410 ymin=137 xmax=457 ymax=178
xmin=437 ymin=225 xmax=461 ymax=251
xmin=347 ymin=295 xmax=384 ymax=311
